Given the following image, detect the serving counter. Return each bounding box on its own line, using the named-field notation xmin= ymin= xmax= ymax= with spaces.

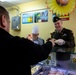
xmin=31 ymin=46 xmax=76 ymax=75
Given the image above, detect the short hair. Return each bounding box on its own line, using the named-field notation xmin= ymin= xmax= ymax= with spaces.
xmin=0 ymin=5 xmax=9 ymax=24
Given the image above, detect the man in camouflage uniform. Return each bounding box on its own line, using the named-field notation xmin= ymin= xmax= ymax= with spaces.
xmin=49 ymin=16 xmax=75 ymax=48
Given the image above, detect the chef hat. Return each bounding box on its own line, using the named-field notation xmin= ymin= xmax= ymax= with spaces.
xmin=32 ymin=26 xmax=39 ymax=34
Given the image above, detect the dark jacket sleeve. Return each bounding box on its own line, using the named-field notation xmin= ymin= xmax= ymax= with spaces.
xmin=63 ymin=30 xmax=75 ymax=47
xmin=43 ymin=39 xmax=45 ymax=44
xmin=18 ymin=38 xmax=52 ymax=65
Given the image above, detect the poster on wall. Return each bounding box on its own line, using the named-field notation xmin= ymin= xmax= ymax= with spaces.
xmin=52 ymin=13 xmax=69 ymax=21
xmin=22 ymin=9 xmax=48 ymax=24
xmin=22 ymin=13 xmax=33 ymax=24
xmin=34 ymin=10 xmax=48 ymax=23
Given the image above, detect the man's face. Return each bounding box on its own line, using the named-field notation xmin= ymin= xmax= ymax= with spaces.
xmin=54 ymin=20 xmax=63 ymax=31
xmin=32 ymin=34 xmax=39 ymax=40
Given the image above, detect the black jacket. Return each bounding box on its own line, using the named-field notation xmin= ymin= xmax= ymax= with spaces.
xmin=0 ymin=28 xmax=52 ymax=75
xmin=51 ymin=28 xmax=75 ymax=47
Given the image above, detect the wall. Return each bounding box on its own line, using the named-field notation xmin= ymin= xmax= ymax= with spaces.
xmin=9 ymin=0 xmax=76 ymax=43
xmin=63 ymin=9 xmax=76 ymax=44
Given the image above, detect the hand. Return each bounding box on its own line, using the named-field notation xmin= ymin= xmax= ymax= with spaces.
xmin=51 ymin=38 xmax=56 ymax=41
xmin=26 ymin=34 xmax=33 ymax=41
xmin=55 ymin=39 xmax=65 ymax=45
xmin=46 ymin=38 xmax=56 ymax=42
xmin=49 ymin=39 xmax=55 ymax=47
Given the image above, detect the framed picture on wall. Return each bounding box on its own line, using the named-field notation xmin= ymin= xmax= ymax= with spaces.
xmin=34 ymin=10 xmax=48 ymax=23
xmin=22 ymin=13 xmax=34 ymax=24
xmin=22 ymin=9 xmax=48 ymax=24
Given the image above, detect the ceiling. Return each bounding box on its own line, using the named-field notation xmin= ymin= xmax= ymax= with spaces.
xmin=0 ymin=0 xmax=37 ymax=8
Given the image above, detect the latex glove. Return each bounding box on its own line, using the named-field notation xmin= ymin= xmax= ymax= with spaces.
xmin=55 ymin=39 xmax=65 ymax=45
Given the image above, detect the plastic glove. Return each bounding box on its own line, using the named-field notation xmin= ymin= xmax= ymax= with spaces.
xmin=55 ymin=39 xmax=65 ymax=45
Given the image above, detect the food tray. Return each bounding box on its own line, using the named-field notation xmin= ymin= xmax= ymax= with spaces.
xmin=32 ymin=66 xmax=76 ymax=75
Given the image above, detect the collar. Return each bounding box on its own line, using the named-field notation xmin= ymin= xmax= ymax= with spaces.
xmin=55 ymin=28 xmax=64 ymax=33
xmin=0 ymin=28 xmax=11 ymax=36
